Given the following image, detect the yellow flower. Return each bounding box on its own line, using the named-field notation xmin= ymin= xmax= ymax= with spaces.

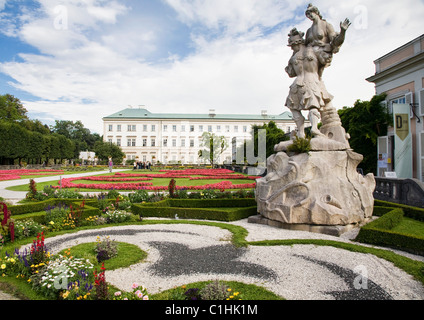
xmin=227 ymin=288 xmax=232 ymax=292
xmin=1 ymin=264 xmax=6 ymax=269
xmin=62 ymin=291 xmax=70 ymax=299
xmin=27 ymin=279 xmax=31 ymax=283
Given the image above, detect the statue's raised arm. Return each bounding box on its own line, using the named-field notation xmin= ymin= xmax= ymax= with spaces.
xmin=331 ymin=18 xmax=351 ymax=53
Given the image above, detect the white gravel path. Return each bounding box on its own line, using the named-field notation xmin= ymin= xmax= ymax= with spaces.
xmin=36 ymin=220 xmax=424 ymax=301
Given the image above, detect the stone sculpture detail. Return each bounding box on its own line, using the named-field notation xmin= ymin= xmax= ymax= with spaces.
xmin=255 ymin=4 xmax=375 ymax=232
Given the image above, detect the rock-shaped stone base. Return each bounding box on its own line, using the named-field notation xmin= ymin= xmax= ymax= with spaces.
xmin=255 ymin=148 xmax=375 ymax=227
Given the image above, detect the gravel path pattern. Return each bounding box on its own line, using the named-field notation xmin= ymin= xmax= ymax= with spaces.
xmin=38 ymin=222 xmax=424 ymax=300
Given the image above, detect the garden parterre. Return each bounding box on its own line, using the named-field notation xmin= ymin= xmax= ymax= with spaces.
xmin=51 ymin=169 xmax=258 ymax=191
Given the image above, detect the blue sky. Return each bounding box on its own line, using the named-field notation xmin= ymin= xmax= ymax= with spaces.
xmin=0 ymin=0 xmax=423 ymax=134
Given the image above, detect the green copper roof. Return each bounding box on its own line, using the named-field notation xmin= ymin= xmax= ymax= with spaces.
xmin=103 ymin=108 xmax=293 ymax=121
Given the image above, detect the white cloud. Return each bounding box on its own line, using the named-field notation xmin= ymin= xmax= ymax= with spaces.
xmin=1 ymin=0 xmax=423 ymax=135
xmin=165 ymin=0 xmax=306 ymax=33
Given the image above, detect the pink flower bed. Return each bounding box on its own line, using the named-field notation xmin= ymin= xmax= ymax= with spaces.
xmin=0 ymin=169 xmax=64 ymax=181
xmin=52 ymin=169 xmax=257 ymax=191
xmin=115 ymin=173 xmax=192 ymax=179
xmin=189 ymin=175 xmax=257 ymax=180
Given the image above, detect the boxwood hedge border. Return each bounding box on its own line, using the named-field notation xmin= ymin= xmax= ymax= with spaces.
xmin=355 ymin=201 xmax=424 ymax=255
xmin=131 ymin=198 xmax=258 ymax=222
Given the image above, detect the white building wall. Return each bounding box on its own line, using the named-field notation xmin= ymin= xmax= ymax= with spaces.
xmin=103 ymin=117 xmax=296 ymax=165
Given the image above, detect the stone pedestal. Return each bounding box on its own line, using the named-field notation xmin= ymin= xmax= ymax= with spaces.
xmin=254 ymin=138 xmax=376 ymax=233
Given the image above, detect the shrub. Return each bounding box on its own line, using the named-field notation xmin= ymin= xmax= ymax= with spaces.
xmin=287 ymin=136 xmax=311 ymax=154
xmin=104 ymin=210 xmax=133 ymax=224
xmin=13 ymin=219 xmax=45 ymax=240
xmin=95 ymin=236 xmax=118 ymax=263
xmin=200 ymin=280 xmax=229 ymax=300
xmin=44 ymin=203 xmax=70 ymax=231
xmin=26 ymin=179 xmax=38 ymax=200
xmin=128 ymin=189 xmax=150 ymax=203
xmin=184 ymin=288 xmax=201 ymax=300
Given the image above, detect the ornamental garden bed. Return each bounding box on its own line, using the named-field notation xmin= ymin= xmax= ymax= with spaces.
xmin=6 ymin=168 xmax=258 ymax=192
xmin=355 ymin=200 xmax=424 ymax=256
xmin=0 ymin=169 xmax=65 ymax=181
xmin=132 ymin=198 xmax=258 ymax=222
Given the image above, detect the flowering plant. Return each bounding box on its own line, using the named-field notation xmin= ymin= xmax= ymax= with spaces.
xmin=30 ymin=232 xmax=48 ymax=265
xmin=95 ymin=236 xmax=118 ymax=263
xmin=113 ymin=282 xmax=149 ymax=300
xmin=104 ymin=210 xmax=133 ymax=224
xmin=93 ymin=262 xmax=108 ymax=300
xmin=31 ymin=252 xmax=94 ymax=299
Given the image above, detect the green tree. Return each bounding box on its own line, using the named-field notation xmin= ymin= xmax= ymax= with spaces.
xmin=0 ymin=122 xmax=29 ymax=165
xmin=198 ymin=132 xmax=229 ymax=166
xmin=0 ymin=94 xmax=28 ymax=122
xmin=51 ymin=120 xmax=101 ymax=158
xmin=93 ymin=140 xmax=125 ymax=165
xmin=338 ymin=93 xmax=391 ymax=175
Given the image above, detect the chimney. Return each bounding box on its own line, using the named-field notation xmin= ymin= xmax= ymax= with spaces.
xmin=261 ymin=110 xmax=268 ymax=117
xmin=209 ymin=109 xmax=216 ymax=117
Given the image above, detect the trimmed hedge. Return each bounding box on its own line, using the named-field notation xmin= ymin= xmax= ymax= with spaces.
xmin=132 ymin=198 xmax=258 ymax=222
xmin=356 ymin=206 xmax=424 ymax=255
xmin=374 ymin=199 xmax=424 ymax=222
xmin=8 ymin=199 xmax=101 ymax=224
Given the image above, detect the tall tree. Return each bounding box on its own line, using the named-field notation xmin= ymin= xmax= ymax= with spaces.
xmin=338 ymin=93 xmax=391 ymax=174
xmin=0 ymin=94 xmax=28 ymax=122
xmin=51 ymin=120 xmax=102 ymax=158
xmin=93 ymin=140 xmax=125 ymax=165
xmin=198 ymin=132 xmax=229 ymax=166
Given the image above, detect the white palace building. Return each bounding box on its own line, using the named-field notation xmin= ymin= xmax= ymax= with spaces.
xmin=102 ymin=107 xmax=297 ymax=165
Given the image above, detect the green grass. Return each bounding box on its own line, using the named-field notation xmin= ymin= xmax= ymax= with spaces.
xmin=151 ymin=280 xmax=284 ymax=300
xmin=391 ymin=217 xmax=424 ymax=238
xmin=58 ymin=242 xmax=148 ymax=271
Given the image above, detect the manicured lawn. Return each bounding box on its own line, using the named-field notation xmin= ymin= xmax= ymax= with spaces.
xmin=391 ymin=217 xmax=424 ymax=238
xmin=151 ymin=280 xmax=284 ymax=300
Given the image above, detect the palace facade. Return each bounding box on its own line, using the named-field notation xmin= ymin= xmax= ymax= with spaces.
xmin=102 ymin=107 xmax=297 ymax=165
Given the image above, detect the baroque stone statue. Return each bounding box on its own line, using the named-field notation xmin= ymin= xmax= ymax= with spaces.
xmin=254 ymin=4 xmax=376 ymax=235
